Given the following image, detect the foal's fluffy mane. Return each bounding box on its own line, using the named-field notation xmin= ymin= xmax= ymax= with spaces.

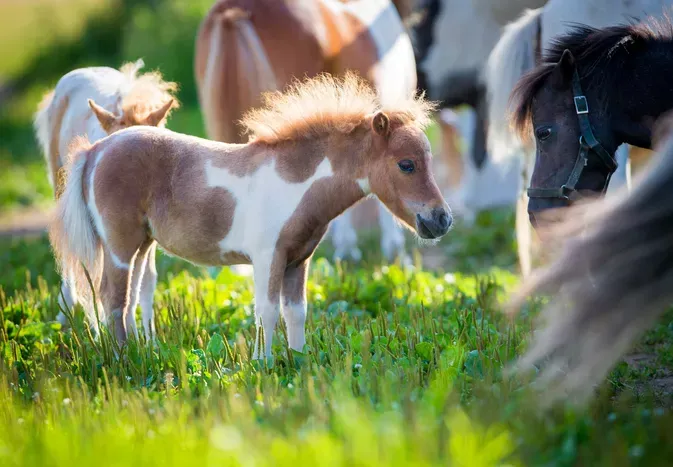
xmin=509 ymin=14 xmax=673 ymax=139
xmin=118 ymin=59 xmax=180 ymax=123
xmin=240 ymin=72 xmax=436 ymax=144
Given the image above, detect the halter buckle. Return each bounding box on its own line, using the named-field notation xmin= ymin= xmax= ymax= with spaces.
xmin=574 ymin=96 xmax=589 ymax=115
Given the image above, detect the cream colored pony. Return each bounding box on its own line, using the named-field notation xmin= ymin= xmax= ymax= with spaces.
xmin=34 ymin=59 xmax=178 ymax=334
xmin=49 ymin=73 xmax=452 ymax=357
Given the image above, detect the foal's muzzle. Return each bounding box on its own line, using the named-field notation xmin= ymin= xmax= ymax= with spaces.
xmin=416 ymin=208 xmax=452 ymax=239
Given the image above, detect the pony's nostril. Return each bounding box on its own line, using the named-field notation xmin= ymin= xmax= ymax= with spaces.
xmin=438 ymin=212 xmax=451 ymax=230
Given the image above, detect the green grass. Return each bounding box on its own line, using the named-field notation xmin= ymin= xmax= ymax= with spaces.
xmin=0 ymin=0 xmax=112 ymax=80
xmin=4 ymin=1 xmax=673 ymax=464
xmin=3 ymin=226 xmax=673 ymax=466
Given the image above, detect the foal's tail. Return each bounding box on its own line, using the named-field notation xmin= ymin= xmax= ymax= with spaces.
xmin=507 ymin=116 xmax=673 ymax=405
xmin=195 ymin=5 xmax=277 ymax=143
xmin=483 ymin=8 xmax=542 ymax=157
xmin=49 ymin=137 xmax=103 ymax=309
xmin=34 ymin=89 xmax=69 ymax=192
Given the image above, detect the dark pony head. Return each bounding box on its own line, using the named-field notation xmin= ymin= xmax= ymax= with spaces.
xmin=506 ymin=110 xmax=673 ymax=405
xmin=508 ymin=14 xmax=673 ymax=226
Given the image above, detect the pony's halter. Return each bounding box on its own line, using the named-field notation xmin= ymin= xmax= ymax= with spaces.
xmin=527 ymin=69 xmax=618 ymax=201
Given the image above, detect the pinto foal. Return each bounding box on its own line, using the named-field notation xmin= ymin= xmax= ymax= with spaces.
xmin=34 ymin=59 xmax=178 ymax=334
xmin=50 ymin=73 xmax=451 ymax=357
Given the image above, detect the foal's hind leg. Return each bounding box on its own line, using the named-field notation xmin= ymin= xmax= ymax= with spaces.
xmin=99 ymin=237 xmax=150 ymax=346
xmin=124 ymin=241 xmax=155 ymax=340
xmin=139 ymin=242 xmax=158 ymax=339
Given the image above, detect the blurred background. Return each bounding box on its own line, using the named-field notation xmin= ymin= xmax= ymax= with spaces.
xmin=0 ymin=0 xmax=214 ymax=217
xmin=0 ymin=0 xmax=517 ymax=293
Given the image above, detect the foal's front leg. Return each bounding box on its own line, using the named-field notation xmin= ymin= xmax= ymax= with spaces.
xmin=252 ymin=252 xmax=284 ymax=359
xmin=281 ymin=261 xmax=309 ymax=352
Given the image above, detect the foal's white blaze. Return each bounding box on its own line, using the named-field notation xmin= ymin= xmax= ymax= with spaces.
xmin=88 ymin=150 xmax=130 ymax=270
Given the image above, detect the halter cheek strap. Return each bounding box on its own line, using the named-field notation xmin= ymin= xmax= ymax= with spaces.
xmin=527 ymin=69 xmax=618 ymax=201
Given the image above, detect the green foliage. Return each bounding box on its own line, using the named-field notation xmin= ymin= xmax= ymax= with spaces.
xmin=3 ymin=2 xmax=673 ymax=465
xmin=2 ymin=234 xmax=673 ymax=465
xmin=0 ymin=0 xmax=212 ymax=212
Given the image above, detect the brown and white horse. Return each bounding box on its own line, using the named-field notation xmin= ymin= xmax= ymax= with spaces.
xmin=34 ymin=59 xmax=178 ymax=334
xmin=49 ymin=73 xmax=451 ymax=357
xmin=194 ymin=0 xmax=418 ymax=264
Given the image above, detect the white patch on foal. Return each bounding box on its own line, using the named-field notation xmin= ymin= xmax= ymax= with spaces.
xmin=205 ymin=157 xmax=334 ymax=255
xmin=205 ymin=155 xmax=333 ymax=357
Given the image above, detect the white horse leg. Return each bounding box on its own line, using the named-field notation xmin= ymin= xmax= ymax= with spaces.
xmin=516 ymin=148 xmax=535 ymax=277
xmin=606 ymin=144 xmax=631 ymax=195
xmin=453 ymin=107 xmax=479 ymax=226
xmin=516 ymin=189 xmax=533 ymax=277
xmin=139 ymin=242 xmax=158 ymax=339
xmin=377 ymin=204 xmax=409 ymax=264
xmin=330 ymin=209 xmax=362 ymax=262
xmin=281 ymin=261 xmax=308 ymax=352
xmin=252 ymin=253 xmax=282 ymax=360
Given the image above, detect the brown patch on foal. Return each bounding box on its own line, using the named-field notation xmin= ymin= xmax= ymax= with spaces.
xmin=89 ymin=131 xmax=238 ymax=267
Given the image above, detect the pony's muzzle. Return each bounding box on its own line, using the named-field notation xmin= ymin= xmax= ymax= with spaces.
xmin=416 ymin=208 xmax=452 ymax=239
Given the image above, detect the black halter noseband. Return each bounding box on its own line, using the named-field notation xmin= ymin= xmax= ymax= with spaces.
xmin=527 ymin=69 xmax=618 ymax=201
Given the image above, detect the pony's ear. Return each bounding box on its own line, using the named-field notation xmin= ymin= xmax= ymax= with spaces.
xmin=372 ymin=111 xmax=390 ymax=137
xmin=145 ymin=99 xmax=175 ymax=127
xmin=88 ymin=99 xmax=119 ymax=133
xmin=550 ymin=49 xmax=576 ymax=89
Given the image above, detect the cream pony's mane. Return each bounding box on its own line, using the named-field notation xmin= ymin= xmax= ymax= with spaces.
xmin=118 ymin=59 xmax=180 ymax=123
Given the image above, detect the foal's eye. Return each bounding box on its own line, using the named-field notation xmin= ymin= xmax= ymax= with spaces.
xmin=398 ymin=159 xmax=415 ymax=174
xmin=536 ymin=127 xmax=553 ymax=141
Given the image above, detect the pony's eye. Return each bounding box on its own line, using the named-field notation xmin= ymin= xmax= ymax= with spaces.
xmin=536 ymin=127 xmax=553 ymax=141
xmin=398 ymin=159 xmax=415 ymax=174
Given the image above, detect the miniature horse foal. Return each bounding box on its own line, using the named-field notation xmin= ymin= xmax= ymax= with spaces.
xmin=50 ymin=73 xmax=451 ymax=358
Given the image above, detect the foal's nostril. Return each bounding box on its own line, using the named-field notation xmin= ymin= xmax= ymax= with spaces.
xmin=437 ymin=211 xmax=452 ymax=231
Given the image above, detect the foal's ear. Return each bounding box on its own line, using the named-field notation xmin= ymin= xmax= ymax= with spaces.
xmin=550 ymin=49 xmax=576 ymax=89
xmin=372 ymin=111 xmax=390 ymax=137
xmin=88 ymin=99 xmax=119 ymax=133
xmin=145 ymin=99 xmax=176 ymax=127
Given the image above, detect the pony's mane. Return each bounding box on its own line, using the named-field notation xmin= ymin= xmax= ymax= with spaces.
xmin=240 ymin=71 xmax=436 ymax=144
xmin=118 ymin=59 xmax=180 ymax=123
xmin=509 ymin=14 xmax=673 ymax=139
